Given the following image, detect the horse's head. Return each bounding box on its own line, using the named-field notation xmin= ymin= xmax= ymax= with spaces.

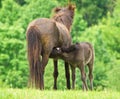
xmin=53 ymin=4 xmax=76 ymax=31
xmin=54 ymin=4 xmax=75 ymax=18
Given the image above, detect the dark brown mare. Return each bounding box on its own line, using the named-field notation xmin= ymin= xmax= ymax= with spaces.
xmin=26 ymin=4 xmax=75 ymax=90
xmin=51 ymin=42 xmax=94 ymax=90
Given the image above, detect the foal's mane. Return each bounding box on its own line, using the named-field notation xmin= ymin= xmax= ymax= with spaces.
xmin=52 ymin=5 xmax=75 ymax=31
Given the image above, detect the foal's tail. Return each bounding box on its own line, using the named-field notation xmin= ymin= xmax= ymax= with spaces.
xmin=89 ymin=43 xmax=94 ymax=62
xmin=26 ymin=26 xmax=42 ymax=89
xmin=86 ymin=42 xmax=94 ymax=64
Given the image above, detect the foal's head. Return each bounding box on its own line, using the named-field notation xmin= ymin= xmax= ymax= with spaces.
xmin=53 ymin=4 xmax=76 ymax=31
xmin=53 ymin=43 xmax=78 ymax=55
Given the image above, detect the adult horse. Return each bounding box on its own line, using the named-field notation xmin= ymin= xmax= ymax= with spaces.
xmin=26 ymin=4 xmax=75 ymax=90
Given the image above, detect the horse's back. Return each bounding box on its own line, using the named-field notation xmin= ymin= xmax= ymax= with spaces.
xmin=80 ymin=42 xmax=94 ymax=64
xmin=27 ymin=18 xmax=71 ymax=47
xmin=27 ymin=18 xmax=57 ymax=33
xmin=79 ymin=42 xmax=93 ymax=52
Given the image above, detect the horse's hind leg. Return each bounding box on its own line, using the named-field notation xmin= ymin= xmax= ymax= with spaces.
xmin=71 ymin=65 xmax=75 ymax=89
xmin=40 ymin=53 xmax=50 ymax=90
xmin=65 ymin=62 xmax=71 ymax=89
xmin=53 ymin=59 xmax=58 ymax=90
xmin=79 ymin=63 xmax=88 ymax=91
xmin=88 ymin=62 xmax=94 ymax=90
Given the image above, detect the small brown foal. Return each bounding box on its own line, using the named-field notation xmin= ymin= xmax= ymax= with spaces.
xmin=51 ymin=42 xmax=94 ymax=90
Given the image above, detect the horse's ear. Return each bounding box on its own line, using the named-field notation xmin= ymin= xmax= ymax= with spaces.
xmin=68 ymin=4 xmax=76 ymax=10
xmin=54 ymin=7 xmax=61 ymax=13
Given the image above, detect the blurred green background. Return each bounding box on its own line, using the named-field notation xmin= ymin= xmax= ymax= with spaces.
xmin=0 ymin=0 xmax=120 ymax=91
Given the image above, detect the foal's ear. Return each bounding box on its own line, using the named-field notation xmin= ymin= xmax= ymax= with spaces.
xmin=54 ymin=7 xmax=61 ymax=13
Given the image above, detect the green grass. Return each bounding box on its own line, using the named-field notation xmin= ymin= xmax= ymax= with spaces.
xmin=0 ymin=88 xmax=120 ymax=99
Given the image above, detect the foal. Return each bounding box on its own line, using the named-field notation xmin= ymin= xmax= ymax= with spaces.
xmin=51 ymin=42 xmax=94 ymax=90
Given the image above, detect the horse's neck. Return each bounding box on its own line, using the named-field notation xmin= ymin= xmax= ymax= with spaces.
xmin=53 ymin=15 xmax=72 ymax=31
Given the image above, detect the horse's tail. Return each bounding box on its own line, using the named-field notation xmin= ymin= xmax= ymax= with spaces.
xmin=26 ymin=26 xmax=42 ymax=89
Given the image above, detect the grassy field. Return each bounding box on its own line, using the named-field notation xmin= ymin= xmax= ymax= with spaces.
xmin=0 ymin=88 xmax=120 ymax=99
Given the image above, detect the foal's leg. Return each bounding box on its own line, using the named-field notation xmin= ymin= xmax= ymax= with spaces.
xmin=88 ymin=62 xmax=94 ymax=90
xmin=79 ymin=63 xmax=88 ymax=91
xmin=65 ymin=62 xmax=71 ymax=89
xmin=71 ymin=65 xmax=75 ymax=89
xmin=53 ymin=59 xmax=58 ymax=90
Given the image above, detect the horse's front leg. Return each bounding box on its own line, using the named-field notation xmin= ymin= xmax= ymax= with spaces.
xmin=65 ymin=62 xmax=71 ymax=89
xmin=53 ymin=59 xmax=59 ymax=90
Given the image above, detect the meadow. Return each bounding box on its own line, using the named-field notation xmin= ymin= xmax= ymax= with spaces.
xmin=0 ymin=88 xmax=120 ymax=99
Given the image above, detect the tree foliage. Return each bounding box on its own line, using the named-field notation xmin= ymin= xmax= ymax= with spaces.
xmin=71 ymin=0 xmax=116 ymax=26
